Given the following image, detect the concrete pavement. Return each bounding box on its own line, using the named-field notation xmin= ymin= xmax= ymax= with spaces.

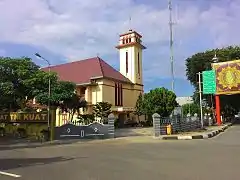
xmin=161 ymin=123 xmax=233 ymax=140
xmin=0 ymin=122 xmax=240 ymax=180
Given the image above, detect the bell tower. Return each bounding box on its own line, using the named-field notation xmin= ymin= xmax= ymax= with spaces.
xmin=116 ymin=29 xmax=146 ymax=85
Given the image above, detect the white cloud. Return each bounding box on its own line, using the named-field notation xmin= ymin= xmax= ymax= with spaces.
xmin=0 ymin=0 xmax=170 ymax=58
xmin=0 ymin=0 xmax=239 ymax=80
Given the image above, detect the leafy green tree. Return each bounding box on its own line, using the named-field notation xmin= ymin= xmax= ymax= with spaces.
xmin=36 ymin=81 xmax=88 ymax=121
xmin=36 ymin=81 xmax=76 ymax=106
xmin=0 ymin=57 xmax=57 ymax=111
xmin=181 ymin=103 xmax=208 ymax=116
xmin=60 ymin=94 xmax=87 ymax=121
xmin=142 ymin=87 xmax=178 ymax=118
xmin=135 ymin=93 xmax=144 ymax=121
xmin=185 ymin=46 xmax=240 ymax=114
xmin=93 ymin=102 xmax=112 ymax=123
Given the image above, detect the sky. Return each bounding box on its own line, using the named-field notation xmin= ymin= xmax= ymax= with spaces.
xmin=0 ymin=0 xmax=239 ymax=97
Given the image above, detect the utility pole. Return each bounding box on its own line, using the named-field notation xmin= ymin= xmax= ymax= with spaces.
xmin=35 ymin=53 xmax=51 ymax=140
xmin=168 ymin=0 xmax=175 ymax=92
xmin=198 ymin=72 xmax=204 ymax=128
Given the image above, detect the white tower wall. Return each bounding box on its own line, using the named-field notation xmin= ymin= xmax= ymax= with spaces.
xmin=116 ymin=30 xmax=146 ymax=85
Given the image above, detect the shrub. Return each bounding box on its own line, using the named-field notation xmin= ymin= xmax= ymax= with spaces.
xmin=17 ymin=128 xmax=27 ymax=138
xmin=78 ymin=114 xmax=95 ymax=125
xmin=0 ymin=127 xmax=5 ymax=136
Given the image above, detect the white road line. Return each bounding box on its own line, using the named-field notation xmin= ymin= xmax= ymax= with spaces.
xmin=0 ymin=171 xmax=21 ymax=178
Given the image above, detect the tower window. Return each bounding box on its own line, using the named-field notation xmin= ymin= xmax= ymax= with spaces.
xmin=138 ymin=52 xmax=140 ymax=75
xmin=129 ymin=38 xmax=131 ymax=43
xmin=115 ymin=83 xmax=118 ymax=106
xmin=118 ymin=84 xmax=120 ymax=106
xmin=126 ymin=51 xmax=128 ymax=73
xmin=120 ymin=84 xmax=123 ymax=106
xmin=126 ymin=39 xmax=128 ymax=43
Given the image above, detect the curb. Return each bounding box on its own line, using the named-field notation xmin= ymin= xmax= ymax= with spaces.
xmin=161 ymin=123 xmax=232 ymax=140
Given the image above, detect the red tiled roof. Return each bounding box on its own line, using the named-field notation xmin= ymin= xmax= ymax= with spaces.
xmin=41 ymin=57 xmax=132 ymax=84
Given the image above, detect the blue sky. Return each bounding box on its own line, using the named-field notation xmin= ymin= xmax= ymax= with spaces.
xmin=0 ymin=0 xmax=239 ymax=97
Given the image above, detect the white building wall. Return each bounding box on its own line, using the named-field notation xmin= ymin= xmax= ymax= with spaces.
xmin=176 ymin=96 xmax=193 ymax=106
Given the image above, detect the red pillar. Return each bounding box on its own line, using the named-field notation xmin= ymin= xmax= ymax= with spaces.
xmin=215 ymin=95 xmax=221 ymax=126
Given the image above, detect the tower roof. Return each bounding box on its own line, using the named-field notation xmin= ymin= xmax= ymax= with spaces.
xmin=119 ymin=29 xmax=142 ymax=38
xmin=41 ymin=57 xmax=132 ymax=85
xmin=116 ymin=29 xmax=146 ymax=49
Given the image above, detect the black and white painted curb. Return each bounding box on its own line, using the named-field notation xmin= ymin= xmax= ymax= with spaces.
xmin=161 ymin=123 xmax=232 ymax=140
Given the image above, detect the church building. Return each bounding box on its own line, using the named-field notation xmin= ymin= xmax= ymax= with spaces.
xmin=43 ymin=30 xmax=146 ymax=125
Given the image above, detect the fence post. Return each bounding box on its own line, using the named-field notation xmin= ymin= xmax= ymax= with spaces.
xmin=204 ymin=113 xmax=207 ymax=126
xmin=208 ymin=113 xmax=212 ymax=126
xmin=108 ymin=113 xmax=115 ymax=138
xmin=50 ymin=108 xmax=56 ymax=141
xmin=187 ymin=113 xmax=191 ymax=122
xmin=152 ymin=113 xmax=161 ymax=138
xmin=193 ymin=113 xmax=198 ymax=129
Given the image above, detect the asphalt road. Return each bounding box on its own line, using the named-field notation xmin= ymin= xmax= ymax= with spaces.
xmin=1 ymin=123 xmax=240 ymax=180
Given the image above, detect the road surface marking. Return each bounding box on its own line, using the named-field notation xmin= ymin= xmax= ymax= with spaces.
xmin=0 ymin=171 xmax=21 ymax=178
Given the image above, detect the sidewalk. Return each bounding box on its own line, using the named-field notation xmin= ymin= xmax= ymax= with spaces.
xmin=159 ymin=123 xmax=232 ymax=140
xmin=0 ymin=123 xmax=233 ymax=150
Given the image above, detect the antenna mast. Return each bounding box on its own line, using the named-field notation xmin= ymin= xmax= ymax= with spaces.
xmin=129 ymin=16 xmax=132 ymax=30
xmin=168 ymin=0 xmax=175 ymax=92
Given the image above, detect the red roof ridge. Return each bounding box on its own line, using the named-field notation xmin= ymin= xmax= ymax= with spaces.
xmin=97 ymin=57 xmax=105 ymax=77
xmin=41 ymin=57 xmax=99 ymax=69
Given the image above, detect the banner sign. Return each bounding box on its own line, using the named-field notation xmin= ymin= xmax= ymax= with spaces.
xmin=0 ymin=112 xmax=48 ymax=123
xmin=212 ymin=60 xmax=240 ymax=95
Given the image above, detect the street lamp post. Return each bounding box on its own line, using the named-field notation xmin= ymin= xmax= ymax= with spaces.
xmin=35 ymin=53 xmax=51 ymax=136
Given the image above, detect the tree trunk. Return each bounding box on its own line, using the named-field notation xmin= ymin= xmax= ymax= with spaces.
xmin=70 ymin=111 xmax=74 ymax=122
